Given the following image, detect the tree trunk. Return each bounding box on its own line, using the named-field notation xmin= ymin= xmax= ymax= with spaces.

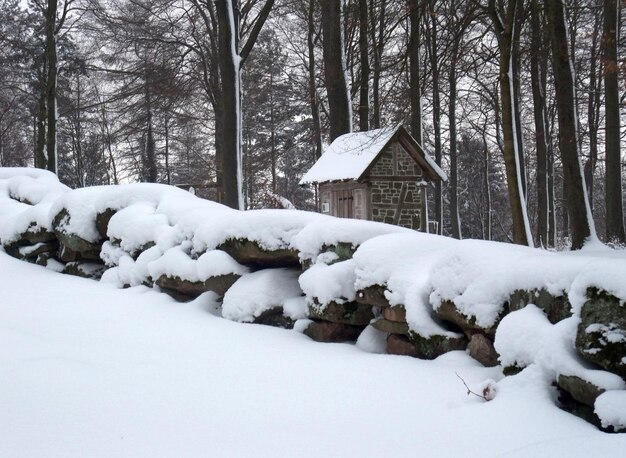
xmin=512 ymin=0 xmax=526 ymax=198
xmin=482 ymin=131 xmax=492 ymax=240
xmin=144 ymin=82 xmax=158 ymax=183
xmin=449 ymin=44 xmax=461 ymax=239
xmin=308 ymin=0 xmax=323 ymax=159
xmin=546 ymin=0 xmax=596 ymax=249
xmin=603 ymin=0 xmax=625 ymax=243
xmin=45 ymin=0 xmax=58 ymax=174
xmin=370 ymin=0 xmax=386 ymax=129
xmin=216 ymin=0 xmax=243 ymax=209
xmin=584 ymin=9 xmax=602 ymax=212
xmin=408 ymin=0 xmax=422 ymax=143
xmin=358 ymin=0 xmax=369 ymax=131
xmin=427 ymin=0 xmax=442 ymax=234
xmin=35 ymin=82 xmax=47 ymax=169
xmin=491 ymin=0 xmax=533 ymax=246
xmin=530 ymin=0 xmax=549 ymax=246
xmin=321 ymin=0 xmax=352 ymax=140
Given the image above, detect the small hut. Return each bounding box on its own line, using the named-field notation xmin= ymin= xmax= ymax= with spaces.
xmin=300 ymin=125 xmax=446 ymax=231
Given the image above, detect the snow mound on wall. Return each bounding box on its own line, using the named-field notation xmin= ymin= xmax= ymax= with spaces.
xmin=428 ymin=240 xmax=597 ymax=329
xmin=222 ymin=268 xmax=305 ymax=322
xmin=495 ymin=305 xmax=625 ymax=391
xmin=185 ymin=209 xmax=327 ymax=253
xmin=292 ymin=218 xmax=411 ymax=263
xmin=0 ymin=168 xmax=69 ymax=244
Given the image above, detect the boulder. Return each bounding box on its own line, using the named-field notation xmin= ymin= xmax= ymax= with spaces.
xmin=95 ymin=208 xmax=116 ymax=239
xmin=557 ymin=374 xmax=606 ymax=408
xmin=218 ymin=238 xmax=300 ymax=268
xmin=303 ymin=320 xmax=364 ymax=343
xmin=356 ymin=285 xmax=391 ymax=308
xmin=385 ymin=330 xmax=467 ymax=359
xmin=557 ymin=383 xmax=604 ymax=430
xmin=52 ymin=209 xmax=103 ymax=261
xmin=63 ymin=262 xmax=107 ymax=280
xmin=575 ymin=288 xmax=626 ymax=380
xmin=253 ymin=307 xmax=295 ymax=329
xmin=371 ymin=318 xmax=410 ymax=335
xmin=156 ymin=275 xmax=207 ymax=302
xmin=467 ymin=333 xmax=499 ymax=367
xmin=435 ymin=300 xmax=502 ymax=337
xmin=408 ymin=331 xmax=467 ymax=360
xmin=509 ymin=288 xmax=571 ymax=324
xmin=387 ymin=334 xmax=420 ymax=357
xmin=156 ymin=273 xmax=241 ymax=302
xmin=308 ymin=301 xmax=374 ymax=326
xmin=383 ymin=305 xmax=406 ymax=323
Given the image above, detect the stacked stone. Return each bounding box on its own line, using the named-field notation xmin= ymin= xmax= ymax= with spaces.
xmin=304 ymin=300 xmax=374 ymax=343
xmin=3 ymin=207 xmax=109 ymax=280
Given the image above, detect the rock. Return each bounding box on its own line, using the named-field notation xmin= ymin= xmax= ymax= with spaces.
xmin=218 ymin=238 xmax=300 ymax=268
xmin=253 ymin=307 xmax=295 ymax=329
xmin=156 ymin=273 xmax=241 ymax=302
xmin=156 ymin=275 xmax=206 ymax=302
xmin=435 ymin=300 xmax=501 ymax=337
xmin=383 ymin=305 xmax=406 ymax=323
xmin=356 ymin=285 xmax=391 ymax=308
xmin=386 ymin=330 xmax=467 ymax=359
xmin=308 ymin=301 xmax=374 ymax=326
xmin=204 ymin=273 xmax=240 ymax=297
xmin=371 ymin=318 xmax=410 ymax=335
xmin=467 ymin=333 xmax=499 ymax=367
xmin=95 ymin=208 xmax=116 ymax=239
xmin=3 ymin=226 xmax=57 ymax=258
xmin=303 ymin=320 xmax=364 ymax=343
xmin=576 ymin=288 xmax=626 ymax=380
xmin=502 ymin=365 xmax=523 ymax=376
xmin=408 ymin=331 xmax=467 ymax=360
xmin=21 ymin=226 xmax=57 ymax=245
xmin=557 ymin=383 xmax=605 ymax=431
xmin=387 ymin=334 xmax=420 ymax=357
xmin=557 ymin=374 xmax=606 ymax=408
xmin=63 ymin=262 xmax=107 ymax=280
xmin=322 ymin=242 xmax=356 ymax=262
xmin=509 ymin=288 xmax=571 ymax=324
xmin=52 ymin=209 xmax=103 ymax=261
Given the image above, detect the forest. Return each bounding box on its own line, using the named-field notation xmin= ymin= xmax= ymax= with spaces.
xmin=0 ymin=0 xmax=624 ymax=249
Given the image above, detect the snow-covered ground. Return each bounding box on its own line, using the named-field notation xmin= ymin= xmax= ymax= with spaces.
xmin=2 ymin=250 xmax=625 ymax=458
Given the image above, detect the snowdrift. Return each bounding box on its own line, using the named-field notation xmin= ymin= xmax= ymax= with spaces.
xmin=1 ymin=168 xmax=625 ymax=432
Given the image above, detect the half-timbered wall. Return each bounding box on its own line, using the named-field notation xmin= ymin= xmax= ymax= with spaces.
xmin=367 ymin=143 xmax=424 ymax=229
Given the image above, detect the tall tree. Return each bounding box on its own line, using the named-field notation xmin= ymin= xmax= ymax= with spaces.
xmin=487 ymin=0 xmax=533 ymax=246
xmin=321 ymin=0 xmax=352 ymax=139
xmin=529 ymin=0 xmax=549 ymax=246
xmin=603 ymin=0 xmax=625 ymax=243
xmin=358 ymin=0 xmax=370 ymax=131
xmin=546 ymin=0 xmax=596 ymax=249
xmin=408 ymin=0 xmax=422 ymax=143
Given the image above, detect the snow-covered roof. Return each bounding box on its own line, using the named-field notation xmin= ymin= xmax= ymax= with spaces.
xmin=300 ymin=126 xmax=447 ymax=185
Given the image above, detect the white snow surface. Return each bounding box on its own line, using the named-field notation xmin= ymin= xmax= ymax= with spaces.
xmin=299 ymin=127 xmax=397 ymax=184
xmin=292 ymin=218 xmax=411 ymax=262
xmin=1 ymin=251 xmax=625 ymax=457
xmin=222 ymin=268 xmax=305 ymax=322
xmin=0 ymin=168 xmax=69 ymax=244
xmin=495 ymin=306 xmax=626 ymax=391
xmin=595 ymin=390 xmax=626 ymax=431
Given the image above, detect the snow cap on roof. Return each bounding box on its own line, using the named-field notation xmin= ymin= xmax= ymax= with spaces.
xmin=299 ymin=125 xmax=446 ymax=185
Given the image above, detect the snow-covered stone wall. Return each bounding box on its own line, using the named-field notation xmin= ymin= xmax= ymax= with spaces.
xmin=1 ymin=168 xmax=625 ymax=432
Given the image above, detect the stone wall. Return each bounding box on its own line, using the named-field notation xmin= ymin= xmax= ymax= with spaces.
xmin=368 ymin=143 xmax=424 ymax=229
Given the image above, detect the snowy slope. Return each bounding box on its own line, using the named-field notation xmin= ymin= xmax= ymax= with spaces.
xmin=1 ymin=250 xmax=625 ymax=458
